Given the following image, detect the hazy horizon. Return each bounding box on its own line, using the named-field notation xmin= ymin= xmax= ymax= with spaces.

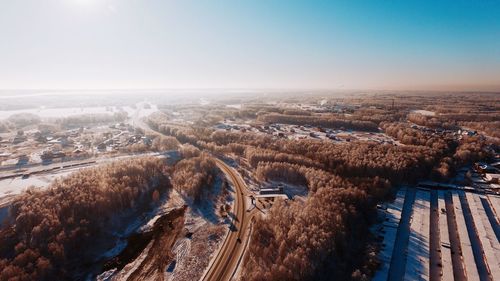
xmin=1 ymin=87 xmax=499 ymax=93
xmin=1 ymin=0 xmax=499 ymax=91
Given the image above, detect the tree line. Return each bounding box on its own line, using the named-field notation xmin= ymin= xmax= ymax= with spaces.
xmin=143 ymin=101 xmax=495 ymax=280
xmin=243 ymin=169 xmax=389 ymax=281
xmin=258 ymin=113 xmax=379 ymax=132
xmin=0 ymin=157 xmax=170 ymax=280
xmin=172 ymin=151 xmax=218 ymax=203
xmin=0 ymin=149 xmax=221 ymax=281
xmin=56 ymin=112 xmax=128 ymax=128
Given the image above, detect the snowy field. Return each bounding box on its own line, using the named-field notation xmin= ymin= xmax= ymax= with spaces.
xmin=412 ymin=110 xmax=436 ymax=116
xmin=375 ymin=187 xmax=500 ymax=281
xmin=0 ymin=153 xmax=164 ymax=199
xmin=215 ymin=121 xmax=399 ymax=145
xmin=0 ymin=102 xmax=158 ymax=120
xmin=437 ymin=191 xmax=453 ymax=281
xmin=373 ymin=188 xmax=406 ymax=281
xmin=404 ymin=190 xmax=430 ymax=281
xmin=0 ymin=169 xmax=77 ymax=199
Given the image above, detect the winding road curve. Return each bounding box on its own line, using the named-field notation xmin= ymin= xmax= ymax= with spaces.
xmin=133 ymin=114 xmax=256 ymax=281
xmin=201 ymin=159 xmax=255 ymax=281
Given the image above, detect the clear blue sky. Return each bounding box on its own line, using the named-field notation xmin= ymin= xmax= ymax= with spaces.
xmin=0 ymin=0 xmax=499 ymax=90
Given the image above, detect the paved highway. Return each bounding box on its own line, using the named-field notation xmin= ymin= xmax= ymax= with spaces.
xmin=201 ymin=159 xmax=255 ymax=281
xmin=105 ymin=112 xmax=257 ymax=280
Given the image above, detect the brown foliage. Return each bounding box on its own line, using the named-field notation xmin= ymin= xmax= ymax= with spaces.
xmin=179 ymin=144 xmax=201 ymax=158
xmin=258 ymin=113 xmax=379 ymax=132
xmin=151 ymin=135 xmax=180 ymax=151
xmin=172 ymin=153 xmax=217 ymax=202
xmin=245 ymin=147 xmax=324 ymax=170
xmin=459 ymin=121 xmax=500 ymax=139
xmin=243 ymin=186 xmax=379 ymax=281
xmin=0 ymin=157 xmax=170 ymax=280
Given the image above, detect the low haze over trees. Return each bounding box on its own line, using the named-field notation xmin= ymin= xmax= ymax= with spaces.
xmin=2 ymin=92 xmax=492 ymax=280
xmin=56 ymin=112 xmax=128 ymax=128
xmin=7 ymin=113 xmax=41 ymax=128
xmin=0 ymin=121 xmax=13 ymax=133
xmin=151 ymin=135 xmax=180 ymax=151
xmin=147 ymin=94 xmax=494 ymax=281
xmin=258 ymin=113 xmax=379 ymax=132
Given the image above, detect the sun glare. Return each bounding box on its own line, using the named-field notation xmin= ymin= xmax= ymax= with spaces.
xmin=75 ymin=0 xmax=92 ymax=4
xmin=69 ymin=0 xmax=115 ymax=14
xmin=73 ymin=0 xmax=97 ymax=7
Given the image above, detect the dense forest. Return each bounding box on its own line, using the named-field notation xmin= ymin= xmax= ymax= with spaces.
xmin=172 ymin=152 xmax=218 ymax=202
xmin=0 ymin=157 xmax=170 ymax=280
xmin=145 ymin=96 xmax=497 ymax=281
xmin=240 ymin=143 xmax=491 ymax=280
xmin=0 ymin=141 xmax=223 ymax=281
xmin=460 ymin=121 xmax=500 ymax=139
xmin=2 ymin=93 xmax=494 ymax=281
xmin=237 ymin=142 xmax=434 ymax=280
xmin=151 ymin=135 xmax=180 ymax=152
xmin=243 ymin=186 xmax=380 ymax=281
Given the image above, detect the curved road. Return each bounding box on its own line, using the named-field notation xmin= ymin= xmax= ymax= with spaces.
xmin=201 ymin=159 xmax=255 ymax=281
xmin=132 ymin=115 xmax=256 ymax=281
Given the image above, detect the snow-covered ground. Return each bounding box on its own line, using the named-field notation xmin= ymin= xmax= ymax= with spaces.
xmin=467 ymin=193 xmax=500 ymax=278
xmin=107 ymin=241 xmax=155 ymax=281
xmin=214 ymin=121 xmax=399 ymax=145
xmin=487 ymin=195 xmax=500 ymax=220
xmin=372 ymin=188 xmax=406 ymax=281
xmin=451 ymin=192 xmax=480 ymax=281
xmin=166 ymin=177 xmax=234 ymax=281
xmin=0 ymin=106 xmax=122 ymax=120
xmin=0 ymin=168 xmax=76 ymax=198
xmin=98 ymin=174 xmax=235 ymax=281
xmin=404 ymin=190 xmax=430 ymax=281
xmin=226 ymin=104 xmax=242 ymax=109
xmin=412 ymin=110 xmax=436 ymax=116
xmin=0 ymin=102 xmax=158 ymax=120
xmin=437 ymin=191 xmax=454 ymax=281
xmin=0 ymin=152 xmax=169 ymax=200
xmin=374 ymin=187 xmax=500 ymax=281
xmin=261 ymin=180 xmax=307 ymax=199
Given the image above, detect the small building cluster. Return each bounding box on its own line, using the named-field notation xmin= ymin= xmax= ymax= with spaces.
xmin=215 ymin=121 xmax=396 ymax=144
xmin=467 ymin=162 xmax=500 ymax=193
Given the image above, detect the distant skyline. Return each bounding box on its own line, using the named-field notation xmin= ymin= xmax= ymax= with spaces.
xmin=1 ymin=0 xmax=499 ymax=91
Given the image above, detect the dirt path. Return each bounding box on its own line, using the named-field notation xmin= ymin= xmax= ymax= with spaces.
xmin=126 ymin=206 xmax=186 ymax=281
xmin=101 ymin=206 xmax=187 ymax=281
